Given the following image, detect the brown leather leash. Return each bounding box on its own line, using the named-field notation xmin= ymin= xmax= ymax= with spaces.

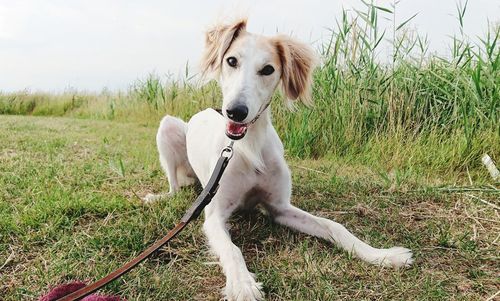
xmin=55 ymin=142 xmax=234 ymax=301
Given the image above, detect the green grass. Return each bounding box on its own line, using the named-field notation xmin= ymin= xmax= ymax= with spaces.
xmin=1 ymin=115 xmax=499 ymax=300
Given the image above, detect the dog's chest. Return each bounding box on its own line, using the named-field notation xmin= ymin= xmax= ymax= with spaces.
xmin=239 ymin=155 xmax=287 ymax=207
xmin=239 ymin=185 xmax=271 ymax=210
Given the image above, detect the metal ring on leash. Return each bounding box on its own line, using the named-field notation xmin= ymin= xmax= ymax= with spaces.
xmin=221 ymin=141 xmax=234 ymax=160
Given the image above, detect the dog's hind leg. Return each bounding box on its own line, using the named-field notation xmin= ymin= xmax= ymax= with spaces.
xmin=143 ymin=115 xmax=196 ymax=203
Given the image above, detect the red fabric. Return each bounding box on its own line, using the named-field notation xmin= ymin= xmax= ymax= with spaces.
xmin=38 ymin=281 xmax=124 ymax=301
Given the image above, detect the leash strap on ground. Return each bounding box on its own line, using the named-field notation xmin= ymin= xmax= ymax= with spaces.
xmin=55 ymin=142 xmax=234 ymax=301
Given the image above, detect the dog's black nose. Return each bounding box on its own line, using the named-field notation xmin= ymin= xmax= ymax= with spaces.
xmin=226 ymin=104 xmax=248 ymax=122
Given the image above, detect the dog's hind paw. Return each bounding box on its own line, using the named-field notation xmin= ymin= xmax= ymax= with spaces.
xmin=142 ymin=192 xmax=172 ymax=204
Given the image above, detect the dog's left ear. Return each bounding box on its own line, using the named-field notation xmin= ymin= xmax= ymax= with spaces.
xmin=273 ymin=35 xmax=318 ymax=106
xmin=201 ymin=19 xmax=247 ymax=78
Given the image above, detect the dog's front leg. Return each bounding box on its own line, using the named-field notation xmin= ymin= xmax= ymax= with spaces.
xmin=203 ymin=205 xmax=264 ymax=301
xmin=268 ymin=201 xmax=413 ymax=268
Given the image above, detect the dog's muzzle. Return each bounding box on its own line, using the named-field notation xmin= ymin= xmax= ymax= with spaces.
xmin=226 ymin=121 xmax=248 ymax=140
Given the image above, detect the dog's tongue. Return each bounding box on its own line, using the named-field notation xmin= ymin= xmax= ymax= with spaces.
xmin=227 ymin=122 xmax=247 ymax=136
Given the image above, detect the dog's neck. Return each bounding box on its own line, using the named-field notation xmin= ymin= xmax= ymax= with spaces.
xmin=233 ymin=107 xmax=272 ymax=172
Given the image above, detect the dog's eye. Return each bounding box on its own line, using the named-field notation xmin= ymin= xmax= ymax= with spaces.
xmin=259 ymin=65 xmax=275 ymax=76
xmin=226 ymin=57 xmax=238 ymax=67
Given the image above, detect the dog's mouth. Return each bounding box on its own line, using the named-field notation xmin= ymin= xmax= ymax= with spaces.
xmin=226 ymin=121 xmax=248 ymax=140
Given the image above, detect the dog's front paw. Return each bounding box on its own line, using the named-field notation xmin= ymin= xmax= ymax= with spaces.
xmin=377 ymin=247 xmax=414 ymax=268
xmin=223 ymin=273 xmax=264 ymax=301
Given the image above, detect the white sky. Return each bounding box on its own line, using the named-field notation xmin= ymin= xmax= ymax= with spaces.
xmin=0 ymin=0 xmax=498 ymax=92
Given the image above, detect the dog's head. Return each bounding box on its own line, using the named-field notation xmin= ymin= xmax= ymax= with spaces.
xmin=201 ymin=19 xmax=318 ymax=140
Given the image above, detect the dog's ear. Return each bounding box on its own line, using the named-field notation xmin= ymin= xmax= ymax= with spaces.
xmin=273 ymin=35 xmax=318 ymax=106
xmin=201 ymin=19 xmax=247 ymax=78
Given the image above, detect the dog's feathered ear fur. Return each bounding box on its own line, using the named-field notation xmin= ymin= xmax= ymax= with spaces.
xmin=201 ymin=19 xmax=247 ymax=78
xmin=273 ymin=35 xmax=318 ymax=106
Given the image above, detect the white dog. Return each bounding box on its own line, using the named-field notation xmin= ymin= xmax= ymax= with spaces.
xmin=144 ymin=19 xmax=413 ymax=301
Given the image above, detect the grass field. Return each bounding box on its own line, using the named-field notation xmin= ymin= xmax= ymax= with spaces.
xmin=0 ymin=115 xmax=499 ymax=300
